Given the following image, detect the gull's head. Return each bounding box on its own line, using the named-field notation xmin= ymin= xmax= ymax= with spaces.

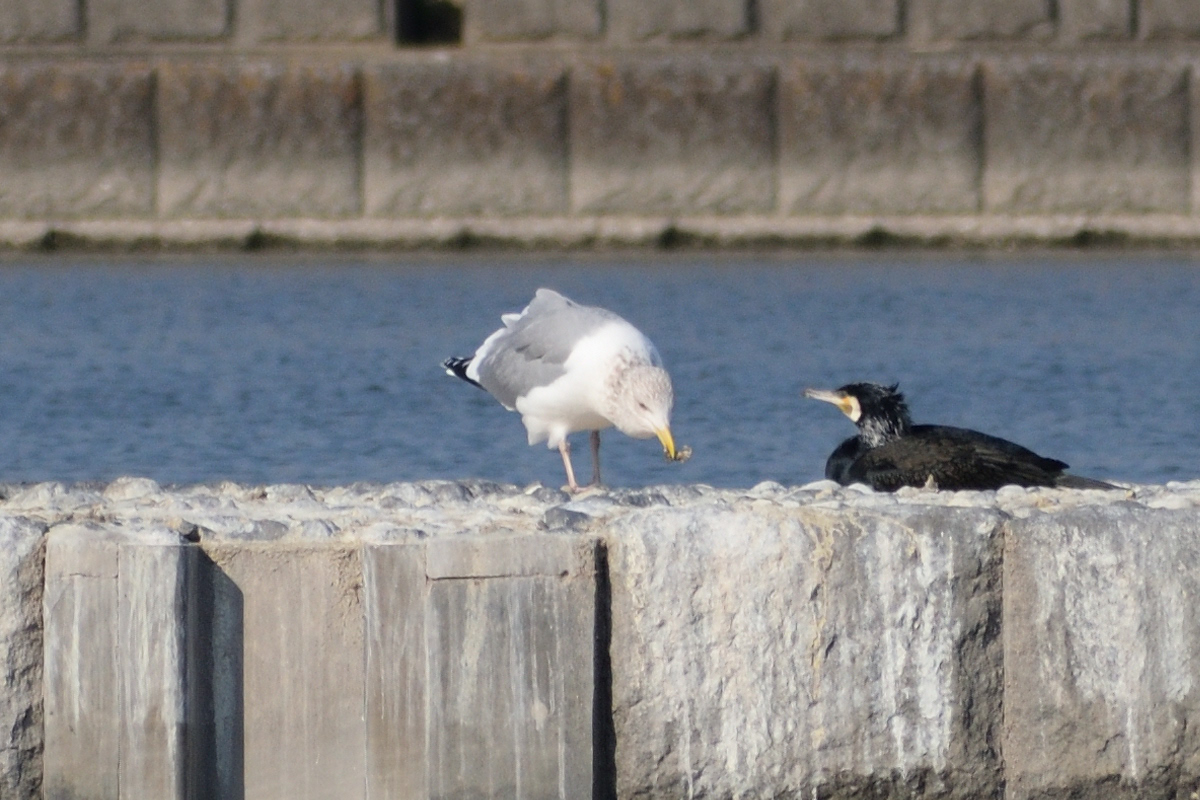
xmin=608 ymin=364 xmax=677 ymax=458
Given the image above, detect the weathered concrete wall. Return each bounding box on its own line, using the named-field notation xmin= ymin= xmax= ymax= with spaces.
xmin=3 ymin=0 xmax=1200 ymax=246
xmin=4 ymin=477 xmax=1200 ymax=798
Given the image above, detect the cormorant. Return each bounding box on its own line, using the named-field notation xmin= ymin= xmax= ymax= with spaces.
xmin=804 ymin=382 xmax=1116 ymax=492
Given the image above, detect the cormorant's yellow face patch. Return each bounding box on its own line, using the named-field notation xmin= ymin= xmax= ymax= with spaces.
xmin=841 ymin=396 xmax=862 ymax=423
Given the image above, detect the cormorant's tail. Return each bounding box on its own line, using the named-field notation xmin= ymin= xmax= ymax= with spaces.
xmin=1055 ymin=473 xmax=1120 ymax=490
xmin=442 ymin=356 xmax=485 ymax=390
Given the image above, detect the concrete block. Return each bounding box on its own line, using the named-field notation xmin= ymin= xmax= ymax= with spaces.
xmin=364 ymin=61 xmax=568 ymax=217
xmin=604 ymin=503 xmax=1004 ymax=798
xmin=363 ymin=544 xmax=426 ymax=800
xmin=1059 ymin=0 xmax=1133 ymax=40
xmin=118 ymin=541 xmax=198 ymax=800
xmin=1004 ymin=507 xmax=1200 ymax=798
xmin=42 ymin=526 xmax=121 ymax=800
xmin=1140 ymin=0 xmax=1200 ymax=38
xmin=237 ymin=0 xmax=385 ymax=41
xmin=570 ymin=57 xmax=775 ymax=214
xmin=86 ymin=0 xmax=228 ymax=43
xmin=426 ymin=570 xmax=595 ymax=798
xmin=158 ymin=61 xmax=362 ymax=218
xmin=0 ymin=516 xmax=46 ymax=800
xmin=982 ymin=58 xmax=1190 ymax=213
xmin=463 ymin=0 xmax=602 ymax=41
xmin=206 ymin=544 xmax=366 ymax=798
xmin=0 ymin=0 xmax=79 ymax=41
xmin=0 ymin=62 xmax=155 ymax=219
xmin=426 ymin=534 xmax=591 ymax=578
xmin=607 ymin=0 xmax=750 ymax=41
xmin=909 ymin=0 xmax=1053 ymax=40
xmin=761 ymin=0 xmax=900 ymax=40
xmin=780 ymin=56 xmax=981 ymax=214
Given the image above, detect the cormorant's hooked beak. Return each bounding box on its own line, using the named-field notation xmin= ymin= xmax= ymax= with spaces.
xmin=804 ymin=388 xmax=858 ymax=420
xmin=655 ymin=427 xmax=677 ymax=460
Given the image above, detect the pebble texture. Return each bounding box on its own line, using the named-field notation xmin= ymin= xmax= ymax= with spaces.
xmin=7 ymin=477 xmax=1200 ymax=797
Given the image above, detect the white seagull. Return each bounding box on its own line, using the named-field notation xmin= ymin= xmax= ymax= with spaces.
xmin=444 ymin=288 xmax=685 ymax=491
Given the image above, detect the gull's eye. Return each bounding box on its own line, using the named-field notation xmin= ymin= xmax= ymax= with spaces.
xmin=638 ymin=402 xmax=649 ymax=411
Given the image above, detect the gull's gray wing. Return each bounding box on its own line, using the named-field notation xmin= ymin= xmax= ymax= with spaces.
xmin=473 ymin=289 xmax=621 ymax=409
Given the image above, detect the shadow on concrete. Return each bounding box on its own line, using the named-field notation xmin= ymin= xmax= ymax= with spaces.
xmin=188 ymin=551 xmax=244 ymax=800
xmin=593 ymin=543 xmax=617 ymax=800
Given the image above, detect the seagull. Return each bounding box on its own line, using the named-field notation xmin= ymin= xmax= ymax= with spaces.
xmin=444 ymin=288 xmax=686 ymax=491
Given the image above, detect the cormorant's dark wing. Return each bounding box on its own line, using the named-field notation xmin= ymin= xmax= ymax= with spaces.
xmin=845 ymin=424 xmax=1069 ymax=492
xmin=824 ymin=436 xmax=866 ymax=483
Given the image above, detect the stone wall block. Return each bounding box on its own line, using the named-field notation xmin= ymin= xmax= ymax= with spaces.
xmin=364 ymin=61 xmax=568 ymax=217
xmin=118 ymin=540 xmax=197 ymax=800
xmin=463 ymin=0 xmax=602 ymax=42
xmin=1059 ymin=0 xmax=1133 ymax=41
xmin=42 ymin=526 xmax=121 ymax=800
xmin=983 ymin=58 xmax=1190 ymax=213
xmin=206 ymin=544 xmax=366 ymax=798
xmin=570 ymin=57 xmax=776 ymax=214
xmin=909 ymin=0 xmax=1054 ymax=41
xmin=0 ymin=0 xmax=79 ymax=42
xmin=158 ymin=61 xmax=363 ymax=218
xmin=781 ymin=56 xmax=981 ymax=214
xmin=87 ymin=0 xmax=229 ymax=44
xmin=1140 ymin=0 xmax=1200 ymax=39
xmin=0 ymin=62 xmax=155 ymax=219
xmin=1004 ymin=507 xmax=1200 ymax=798
xmin=0 ymin=516 xmax=46 ymax=800
xmin=363 ymin=544 xmax=427 ymax=800
xmin=604 ymin=503 xmax=1005 ymax=798
xmin=761 ymin=0 xmax=900 ymax=40
xmin=237 ymin=0 xmax=385 ymax=41
xmin=607 ymin=0 xmax=750 ymax=41
xmin=425 ymin=541 xmax=596 ymax=799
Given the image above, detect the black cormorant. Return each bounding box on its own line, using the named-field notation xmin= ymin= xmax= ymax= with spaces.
xmin=804 ymin=382 xmax=1117 ymax=492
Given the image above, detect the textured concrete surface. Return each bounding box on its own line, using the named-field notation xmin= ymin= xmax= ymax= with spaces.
xmin=9 ymin=477 xmax=1200 ymax=797
xmin=464 ymin=0 xmax=602 ymax=42
xmin=569 ymin=57 xmax=775 ymax=215
xmin=0 ymin=62 xmax=155 ymax=219
xmin=87 ymin=0 xmax=227 ymax=43
xmin=0 ymin=50 xmax=1197 ymax=246
xmin=364 ymin=60 xmax=568 ymax=217
xmin=607 ymin=0 xmax=751 ymax=41
xmin=781 ymin=56 xmax=981 ymax=214
xmin=157 ymin=61 xmax=362 ymax=218
xmin=602 ymin=498 xmax=1004 ymax=798
xmin=1004 ymin=505 xmax=1200 ymax=800
xmin=983 ymin=58 xmax=1190 ymax=214
xmin=0 ymin=515 xmax=45 ymax=800
xmin=763 ymin=0 xmax=900 ymax=40
xmin=910 ymin=0 xmax=1055 ymax=41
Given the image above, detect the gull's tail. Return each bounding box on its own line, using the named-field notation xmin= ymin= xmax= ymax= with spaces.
xmin=442 ymin=356 xmax=484 ymax=390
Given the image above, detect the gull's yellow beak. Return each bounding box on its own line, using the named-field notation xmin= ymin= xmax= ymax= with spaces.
xmin=655 ymin=427 xmax=677 ymax=460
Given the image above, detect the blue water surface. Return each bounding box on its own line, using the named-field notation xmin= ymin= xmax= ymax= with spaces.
xmin=0 ymin=251 xmax=1196 ymax=488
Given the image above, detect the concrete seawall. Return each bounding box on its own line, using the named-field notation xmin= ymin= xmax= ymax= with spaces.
xmin=5 ymin=0 xmax=1200 ymax=247
xmin=4 ymin=477 xmax=1200 ymax=798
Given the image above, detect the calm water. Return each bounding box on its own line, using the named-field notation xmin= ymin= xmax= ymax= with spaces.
xmin=0 ymin=252 xmax=1196 ymax=488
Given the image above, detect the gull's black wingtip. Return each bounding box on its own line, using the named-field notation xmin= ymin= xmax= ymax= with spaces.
xmin=443 ymin=356 xmax=484 ymax=390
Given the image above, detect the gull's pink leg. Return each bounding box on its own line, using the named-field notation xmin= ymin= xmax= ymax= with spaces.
xmin=558 ymin=439 xmax=580 ymax=492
